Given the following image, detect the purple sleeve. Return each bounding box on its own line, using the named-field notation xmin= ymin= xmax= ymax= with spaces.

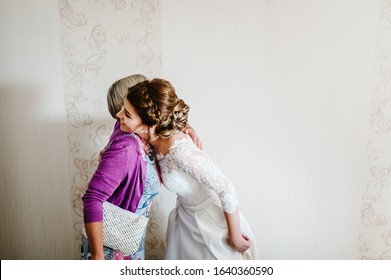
xmin=82 ymin=141 xmax=135 ymax=223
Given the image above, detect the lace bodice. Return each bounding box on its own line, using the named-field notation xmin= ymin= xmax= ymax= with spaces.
xmin=156 ymin=137 xmax=239 ymax=213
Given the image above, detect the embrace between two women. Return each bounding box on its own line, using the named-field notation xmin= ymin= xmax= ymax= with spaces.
xmin=81 ymin=74 xmax=259 ymax=260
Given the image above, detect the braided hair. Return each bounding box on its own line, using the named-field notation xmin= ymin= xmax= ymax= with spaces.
xmin=126 ymin=78 xmax=189 ymax=138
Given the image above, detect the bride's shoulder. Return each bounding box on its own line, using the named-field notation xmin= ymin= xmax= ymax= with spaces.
xmin=170 ymin=134 xmax=204 ymax=158
xmin=168 ymin=132 xmax=192 ymax=149
xmin=155 ymin=133 xmax=191 ymax=161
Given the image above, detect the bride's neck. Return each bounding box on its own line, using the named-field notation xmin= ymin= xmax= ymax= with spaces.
xmin=149 ymin=137 xmax=169 ymax=155
xmin=149 ymin=132 xmax=185 ymax=155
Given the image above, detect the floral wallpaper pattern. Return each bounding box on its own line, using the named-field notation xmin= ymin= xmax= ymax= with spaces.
xmin=58 ymin=0 xmax=164 ymax=259
xmin=359 ymin=0 xmax=391 ymax=260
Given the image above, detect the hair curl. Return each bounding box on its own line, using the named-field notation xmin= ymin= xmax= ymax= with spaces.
xmin=126 ymin=78 xmax=189 ymax=138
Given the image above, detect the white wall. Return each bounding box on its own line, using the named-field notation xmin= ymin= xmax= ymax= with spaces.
xmin=161 ymin=0 xmax=385 ymax=259
xmin=0 ymin=0 xmax=389 ymax=260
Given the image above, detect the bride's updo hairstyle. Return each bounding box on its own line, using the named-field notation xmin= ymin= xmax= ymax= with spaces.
xmin=126 ymin=78 xmax=189 ymax=138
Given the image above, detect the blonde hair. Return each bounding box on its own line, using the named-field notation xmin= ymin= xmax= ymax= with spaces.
xmin=126 ymin=78 xmax=189 ymax=138
xmin=107 ymin=74 xmax=147 ymax=118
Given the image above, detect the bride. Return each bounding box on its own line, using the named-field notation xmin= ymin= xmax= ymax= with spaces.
xmin=116 ymin=78 xmax=259 ymax=260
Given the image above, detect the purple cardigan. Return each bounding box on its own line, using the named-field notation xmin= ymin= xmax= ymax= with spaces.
xmin=82 ymin=121 xmax=146 ymax=223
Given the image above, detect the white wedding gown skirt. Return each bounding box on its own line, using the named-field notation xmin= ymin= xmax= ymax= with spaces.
xmin=164 ymin=196 xmax=259 ymax=260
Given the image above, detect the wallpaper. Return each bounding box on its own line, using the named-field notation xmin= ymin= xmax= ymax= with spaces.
xmin=58 ymin=0 xmax=165 ymax=259
xmin=359 ymin=0 xmax=391 ymax=260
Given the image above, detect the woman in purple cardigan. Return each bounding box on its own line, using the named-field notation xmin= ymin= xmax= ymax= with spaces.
xmin=81 ymin=74 xmax=160 ymax=260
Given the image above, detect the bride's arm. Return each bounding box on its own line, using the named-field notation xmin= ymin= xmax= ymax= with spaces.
xmin=224 ymin=208 xmax=251 ymax=253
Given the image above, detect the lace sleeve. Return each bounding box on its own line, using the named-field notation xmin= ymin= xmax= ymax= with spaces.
xmin=169 ymin=140 xmax=239 ymax=213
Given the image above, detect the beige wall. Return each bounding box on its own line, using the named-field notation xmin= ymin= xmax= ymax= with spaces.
xmin=0 ymin=0 xmax=390 ymax=260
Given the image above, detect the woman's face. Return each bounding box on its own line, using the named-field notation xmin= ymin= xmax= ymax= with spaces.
xmin=116 ymin=98 xmax=146 ymax=134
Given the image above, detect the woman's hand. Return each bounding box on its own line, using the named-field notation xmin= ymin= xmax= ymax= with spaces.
xmin=228 ymin=233 xmax=251 ymax=253
xmin=224 ymin=209 xmax=250 ymax=253
xmin=184 ymin=125 xmax=203 ymax=150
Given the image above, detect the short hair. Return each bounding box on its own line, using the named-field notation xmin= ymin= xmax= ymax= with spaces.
xmin=107 ymin=74 xmax=148 ymax=119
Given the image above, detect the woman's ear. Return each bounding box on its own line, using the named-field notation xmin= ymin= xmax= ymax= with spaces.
xmin=148 ymin=125 xmax=156 ymax=135
xmin=147 ymin=125 xmax=158 ymax=140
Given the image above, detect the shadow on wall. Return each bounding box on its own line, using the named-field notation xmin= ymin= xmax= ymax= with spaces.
xmin=0 ymin=85 xmax=74 ymax=259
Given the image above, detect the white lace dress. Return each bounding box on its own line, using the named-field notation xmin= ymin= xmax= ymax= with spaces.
xmin=157 ymin=137 xmax=259 ymax=260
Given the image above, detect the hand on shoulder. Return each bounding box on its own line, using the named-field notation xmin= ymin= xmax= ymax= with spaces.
xmin=184 ymin=125 xmax=203 ymax=150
